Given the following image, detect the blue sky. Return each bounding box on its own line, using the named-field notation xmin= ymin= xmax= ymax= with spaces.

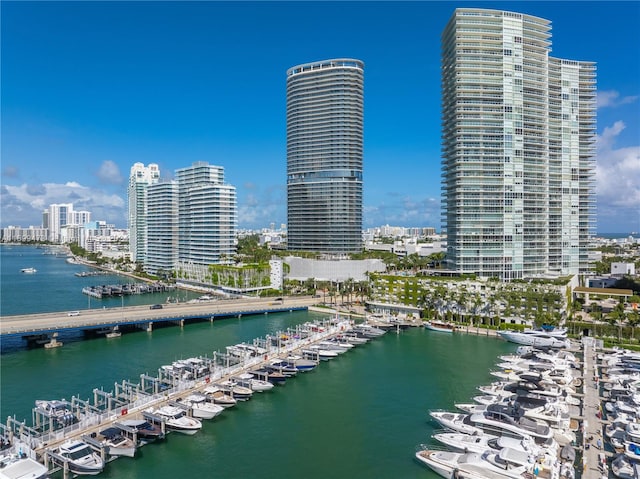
xmin=2 ymin=1 xmax=639 ymax=234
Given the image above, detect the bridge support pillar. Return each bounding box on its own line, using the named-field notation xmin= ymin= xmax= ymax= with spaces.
xmin=146 ymin=322 xmax=153 ymax=332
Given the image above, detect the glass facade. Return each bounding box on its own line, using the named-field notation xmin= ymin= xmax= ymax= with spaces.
xmin=441 ymin=8 xmax=596 ymax=279
xmin=286 ymin=58 xmax=364 ymax=253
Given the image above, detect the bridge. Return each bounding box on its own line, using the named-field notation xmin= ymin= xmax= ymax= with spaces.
xmin=0 ymin=296 xmax=321 ymax=341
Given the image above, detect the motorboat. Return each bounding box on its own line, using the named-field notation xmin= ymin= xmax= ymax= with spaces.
xmin=351 ymin=324 xmax=386 ymax=338
xmin=425 ymin=320 xmax=456 ymax=333
xmin=415 ymin=446 xmax=557 ymax=478
xmin=335 ymin=333 xmax=369 ymax=345
xmin=233 ymin=373 xmax=274 ymax=392
xmin=302 ymin=346 xmax=339 ymax=361
xmin=266 ymin=360 xmax=299 ymax=376
xmin=118 ymin=419 xmax=165 ymax=444
xmin=498 ymin=328 xmax=570 ymax=349
xmin=431 ymin=403 xmax=555 ymax=445
xmin=90 ymin=427 xmax=137 ymax=457
xmin=625 ymin=441 xmax=640 ymax=462
xmin=178 ymin=393 xmax=225 ymax=419
xmin=0 ymin=450 xmax=48 ymax=479
xmin=282 ymin=355 xmax=318 ymax=372
xmin=432 ymin=431 xmax=556 ymax=458
xmin=202 ymin=385 xmax=237 ymax=407
xmin=612 ymin=453 xmax=640 ymax=479
xmin=249 ymin=367 xmax=287 ymax=385
xmin=57 ymin=439 xmax=104 ymax=475
xmin=147 ymin=406 xmax=202 ymax=435
xmin=215 ymin=380 xmax=254 ymax=401
xmin=20 ymin=268 xmax=37 ymax=273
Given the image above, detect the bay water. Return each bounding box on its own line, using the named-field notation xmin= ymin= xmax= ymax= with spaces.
xmin=0 ymin=245 xmax=515 ymax=478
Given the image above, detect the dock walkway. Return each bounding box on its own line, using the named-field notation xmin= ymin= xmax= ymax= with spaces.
xmin=581 ymin=337 xmax=608 ymax=479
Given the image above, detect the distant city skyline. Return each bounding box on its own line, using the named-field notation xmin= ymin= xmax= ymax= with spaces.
xmin=2 ymin=2 xmax=639 ymax=233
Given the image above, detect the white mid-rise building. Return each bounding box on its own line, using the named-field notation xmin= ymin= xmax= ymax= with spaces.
xmin=46 ymin=203 xmax=91 ymax=243
xmin=127 ymin=162 xmax=160 ymax=263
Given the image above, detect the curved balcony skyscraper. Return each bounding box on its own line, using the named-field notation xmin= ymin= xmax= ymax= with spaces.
xmin=286 ymin=58 xmax=364 ymax=253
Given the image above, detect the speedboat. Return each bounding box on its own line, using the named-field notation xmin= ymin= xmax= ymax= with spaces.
xmin=215 ymin=380 xmax=254 ymax=401
xmin=20 ymin=268 xmax=37 ymax=273
xmin=91 ymin=427 xmax=137 ymax=458
xmin=118 ymin=419 xmax=165 ymax=444
xmin=425 ymin=320 xmax=456 ymax=333
xmin=203 ymin=385 xmax=238 ymax=407
xmin=148 ymin=406 xmax=202 ymax=435
xmin=302 ymin=346 xmax=339 ymax=361
xmin=178 ymin=393 xmax=224 ymax=419
xmin=0 ymin=451 xmax=48 ymax=479
xmin=57 ymin=439 xmax=104 ymax=475
xmin=233 ymin=373 xmax=274 ymax=392
xmin=283 ymin=355 xmax=318 ymax=372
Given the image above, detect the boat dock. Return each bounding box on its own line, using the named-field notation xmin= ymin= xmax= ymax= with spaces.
xmin=81 ymin=282 xmax=176 ymax=298
xmin=1 ymin=315 xmax=377 ymax=478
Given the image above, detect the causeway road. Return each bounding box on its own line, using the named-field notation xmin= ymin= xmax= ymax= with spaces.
xmin=0 ymin=296 xmax=321 ymax=336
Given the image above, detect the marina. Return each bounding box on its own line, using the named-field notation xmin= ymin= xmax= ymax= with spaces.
xmin=1 ymin=315 xmax=389 ymax=478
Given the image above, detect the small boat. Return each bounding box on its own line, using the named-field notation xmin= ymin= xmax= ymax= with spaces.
xmin=283 ymin=355 xmax=318 ymax=372
xmin=90 ymin=427 xmax=137 ymax=458
xmin=215 ymin=380 xmax=254 ymax=401
xmin=57 ymin=439 xmax=104 ymax=475
xmin=0 ymin=451 xmax=48 ymax=479
xmin=249 ymin=368 xmax=286 ymax=385
xmin=147 ymin=406 xmax=202 ymax=435
xmin=105 ymin=326 xmax=121 ymax=338
xmin=118 ymin=419 xmax=165 ymax=444
xmin=20 ymin=267 xmax=37 ymax=273
xmin=425 ymin=320 xmax=456 ymax=333
xmin=178 ymin=393 xmax=224 ymax=419
xmin=202 ymin=385 xmax=237 ymax=408
xmin=233 ymin=373 xmax=274 ymax=392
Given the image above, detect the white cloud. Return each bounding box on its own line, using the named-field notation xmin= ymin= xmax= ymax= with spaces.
xmin=96 ymin=160 xmax=123 ymax=185
xmin=596 ymin=121 xmax=640 ymax=232
xmin=1 ymin=182 xmax=125 ymax=228
xmin=597 ymin=90 xmax=639 ymax=109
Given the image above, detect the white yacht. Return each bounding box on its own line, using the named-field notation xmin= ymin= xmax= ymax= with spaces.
xmin=430 ymin=403 xmax=555 ymax=445
xmin=432 ymin=431 xmax=556 ymax=458
xmin=215 ymin=380 xmax=254 ymax=401
xmin=57 ymin=439 xmax=104 ymax=475
xmin=148 ymin=406 xmax=202 ymax=435
xmin=612 ymin=454 xmax=640 ymax=479
xmin=415 ymin=446 xmax=557 ymax=479
xmin=0 ymin=451 xmax=48 ymax=479
xmin=178 ymin=393 xmax=224 ymax=419
xmin=498 ymin=328 xmax=569 ymax=349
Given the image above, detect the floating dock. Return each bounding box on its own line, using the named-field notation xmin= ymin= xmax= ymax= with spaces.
xmin=1 ymin=316 xmax=374 ymax=478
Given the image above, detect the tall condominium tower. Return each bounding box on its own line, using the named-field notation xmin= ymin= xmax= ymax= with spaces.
xmin=441 ymin=8 xmax=596 ymax=280
xmin=175 ymin=162 xmax=237 ymax=266
xmin=128 ymin=162 xmax=160 ymax=263
xmin=286 ymin=58 xmax=364 ymax=254
xmin=146 ymin=181 xmax=179 ymax=275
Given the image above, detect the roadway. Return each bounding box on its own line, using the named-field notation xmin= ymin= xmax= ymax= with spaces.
xmin=0 ymin=296 xmax=321 ymax=336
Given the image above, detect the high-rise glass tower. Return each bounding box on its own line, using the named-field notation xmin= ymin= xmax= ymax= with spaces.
xmin=441 ymin=8 xmax=596 ymax=279
xmin=175 ymin=162 xmax=237 ymax=266
xmin=146 ymin=181 xmax=179 ymax=275
xmin=127 ymin=163 xmax=160 ymax=263
xmin=286 ymin=58 xmax=364 ymax=254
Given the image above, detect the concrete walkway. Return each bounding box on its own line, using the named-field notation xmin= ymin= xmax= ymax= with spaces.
xmin=581 ymin=337 xmax=609 ymax=479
